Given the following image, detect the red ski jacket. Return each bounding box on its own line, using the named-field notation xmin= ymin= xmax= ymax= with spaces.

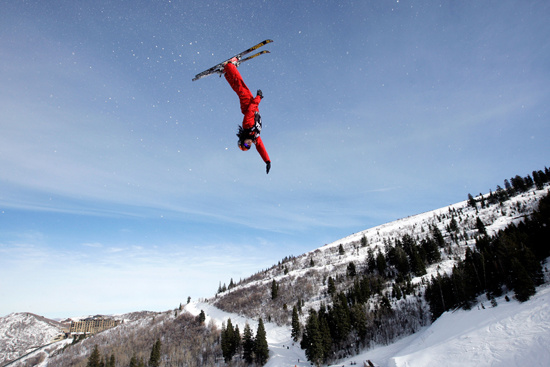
xmin=224 ymin=63 xmax=270 ymax=163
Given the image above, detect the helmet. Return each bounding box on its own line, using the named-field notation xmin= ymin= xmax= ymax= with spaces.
xmin=238 ymin=140 xmax=251 ymax=151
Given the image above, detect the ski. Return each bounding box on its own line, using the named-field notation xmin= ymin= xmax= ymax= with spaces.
xmin=238 ymin=50 xmax=270 ymax=65
xmin=192 ymin=39 xmax=273 ymax=81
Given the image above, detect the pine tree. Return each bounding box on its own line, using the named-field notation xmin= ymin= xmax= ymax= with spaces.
xmin=504 ymin=178 xmax=514 ymax=195
xmin=366 ymin=248 xmax=376 ymax=273
xmin=86 ymin=345 xmax=101 ymax=367
xmin=197 ymin=309 xmax=206 ymax=323
xmin=511 ymin=175 xmax=527 ymax=193
xmin=129 ymin=355 xmax=138 ymax=367
xmin=347 ymin=262 xmax=356 ymax=277
xmin=392 ymin=283 xmax=402 ymax=300
xmin=350 ymin=303 xmax=368 ymax=339
xmin=421 ymin=237 xmax=440 ymax=264
xmin=476 ymin=217 xmax=487 ymax=236
xmin=242 ymin=322 xmax=255 ymax=364
xmin=389 ymin=246 xmax=409 ymax=274
xmin=449 ymin=216 xmax=459 ymax=232
xmin=331 ymin=292 xmax=351 ymax=344
xmin=338 ymin=243 xmax=345 ymax=255
xmin=221 ymin=319 xmax=237 ymax=363
xmin=149 ymin=339 xmax=162 ymax=367
xmin=234 ymin=324 xmax=242 ymax=355
xmin=431 ymin=225 xmax=445 ymax=248
xmin=376 ymin=250 xmax=387 ymax=275
xmin=511 ymin=258 xmax=536 ymax=302
xmin=319 ymin=316 xmax=332 ymax=362
xmin=291 ymin=306 xmax=301 ymax=342
xmin=467 ymin=193 xmax=477 ymax=208
xmin=271 ymin=279 xmax=279 ymax=300
xmin=410 ymin=248 xmax=427 ymax=276
xmin=327 ymin=276 xmax=336 ymax=297
xmin=255 ymin=318 xmax=270 ymax=366
xmin=107 ymin=354 xmax=115 ymax=367
xmin=533 ymin=170 xmax=545 ymax=190
xmin=301 ymin=310 xmax=323 ymax=366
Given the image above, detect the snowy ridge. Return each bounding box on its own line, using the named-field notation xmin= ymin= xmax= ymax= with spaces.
xmin=213 ymin=187 xmax=548 ymax=320
xmin=3 ymin=186 xmax=549 ymax=366
xmin=205 ymin=186 xmax=550 ymax=366
xmin=0 ymin=313 xmax=66 ymax=365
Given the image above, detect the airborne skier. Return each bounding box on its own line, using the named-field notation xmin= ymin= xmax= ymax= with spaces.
xmin=223 ymin=59 xmax=271 ymax=174
xmin=192 ymin=40 xmax=273 ymax=174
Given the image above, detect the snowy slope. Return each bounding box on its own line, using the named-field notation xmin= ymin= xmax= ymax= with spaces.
xmin=187 ymin=281 xmax=550 ymax=367
xmin=3 ymin=186 xmax=549 ymax=366
xmin=212 ymin=187 xmax=548 ymax=332
xmin=185 ymin=301 xmax=309 ymax=367
xmin=0 ymin=313 xmax=65 ymax=365
xmin=195 ymin=186 xmax=550 ymax=366
xmin=388 ymin=287 xmax=550 ymax=366
xmin=365 ymin=283 xmax=550 ymax=367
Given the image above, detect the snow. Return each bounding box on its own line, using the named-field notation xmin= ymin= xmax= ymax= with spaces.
xmin=0 ymin=312 xmax=65 ymax=365
xmin=386 ymin=285 xmax=550 ymax=367
xmin=4 ymin=187 xmax=550 ymax=366
xmin=187 ymin=283 xmax=550 ymax=367
xmin=192 ymin=187 xmax=550 ymax=366
xmin=185 ymin=301 xmax=308 ymax=367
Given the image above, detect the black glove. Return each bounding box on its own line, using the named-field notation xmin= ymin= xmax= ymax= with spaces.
xmin=257 ymin=89 xmax=263 ymax=99
xmin=266 ymin=161 xmax=271 ymax=174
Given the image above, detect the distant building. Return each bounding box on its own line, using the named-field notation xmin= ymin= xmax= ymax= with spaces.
xmin=69 ymin=316 xmax=120 ymax=334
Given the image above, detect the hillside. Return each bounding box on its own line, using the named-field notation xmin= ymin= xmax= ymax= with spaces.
xmin=0 ymin=313 xmax=66 ymax=366
xmin=184 ymin=281 xmax=550 ymax=367
xmin=210 ymin=179 xmax=550 ymax=364
xmin=212 ymin=185 xmax=548 ymax=320
xmin=3 ymin=172 xmax=549 ymax=366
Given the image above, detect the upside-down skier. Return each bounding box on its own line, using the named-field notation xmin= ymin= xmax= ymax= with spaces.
xmin=223 ymin=58 xmax=271 ymax=174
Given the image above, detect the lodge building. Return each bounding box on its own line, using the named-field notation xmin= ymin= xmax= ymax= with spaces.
xmin=69 ymin=316 xmax=120 ymax=334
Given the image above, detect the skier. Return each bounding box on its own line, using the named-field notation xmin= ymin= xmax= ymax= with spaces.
xmin=223 ymin=58 xmax=271 ymax=174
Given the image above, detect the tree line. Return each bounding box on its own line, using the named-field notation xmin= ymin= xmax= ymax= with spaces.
xmin=86 ymin=339 xmax=161 ymax=367
xmin=469 ymin=168 xmax=550 ymax=208
xmin=220 ymin=318 xmax=269 ymax=366
xmin=426 ymin=191 xmax=550 ymax=319
xmin=298 ymin=167 xmax=549 ymax=365
xmin=298 ymin=226 xmax=444 ymax=365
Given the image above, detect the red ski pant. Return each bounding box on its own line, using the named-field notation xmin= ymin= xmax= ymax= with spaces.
xmin=224 ymin=63 xmax=254 ymax=115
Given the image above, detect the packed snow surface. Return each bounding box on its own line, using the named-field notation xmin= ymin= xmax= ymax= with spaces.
xmin=187 ymin=284 xmax=550 ymax=367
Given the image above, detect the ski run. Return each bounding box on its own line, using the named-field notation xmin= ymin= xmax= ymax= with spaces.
xmin=185 ymin=281 xmax=550 ymax=367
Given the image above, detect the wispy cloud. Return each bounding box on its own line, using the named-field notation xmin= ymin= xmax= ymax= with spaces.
xmin=0 ymin=238 xmax=276 ymax=317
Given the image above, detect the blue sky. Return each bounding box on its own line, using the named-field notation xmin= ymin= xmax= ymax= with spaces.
xmin=1 ymin=0 xmax=549 ymax=318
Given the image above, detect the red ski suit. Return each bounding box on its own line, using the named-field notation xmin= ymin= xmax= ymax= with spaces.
xmin=224 ymin=62 xmax=270 ymax=163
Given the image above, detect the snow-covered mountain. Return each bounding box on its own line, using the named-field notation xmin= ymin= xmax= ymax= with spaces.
xmin=212 ymin=185 xmax=548 ymax=327
xmin=0 ymin=312 xmax=67 ymax=366
xmin=3 ymin=182 xmax=549 ymax=367
xmin=188 ymin=183 xmax=550 ymax=366
xmin=185 ymin=281 xmax=550 ymax=367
